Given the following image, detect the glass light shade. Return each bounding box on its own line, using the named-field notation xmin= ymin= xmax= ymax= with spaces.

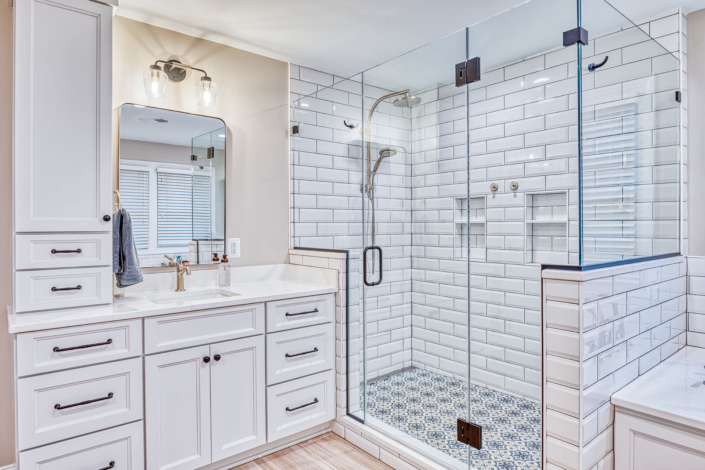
xmin=197 ymin=78 xmax=218 ymax=107
xmin=143 ymin=66 xmax=167 ymax=98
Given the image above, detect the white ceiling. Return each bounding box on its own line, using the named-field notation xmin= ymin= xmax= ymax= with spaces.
xmin=117 ymin=0 xmax=705 ymax=81
xmin=120 ymin=104 xmax=225 ymax=147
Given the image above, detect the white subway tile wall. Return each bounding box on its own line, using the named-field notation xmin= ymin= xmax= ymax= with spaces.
xmin=290 ymin=7 xmax=687 ymax=470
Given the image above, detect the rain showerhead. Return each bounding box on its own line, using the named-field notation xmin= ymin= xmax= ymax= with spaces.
xmin=393 ymin=95 xmax=422 ymax=108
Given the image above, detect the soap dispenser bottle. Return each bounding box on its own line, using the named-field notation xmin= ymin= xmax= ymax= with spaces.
xmin=218 ymin=254 xmax=231 ymax=287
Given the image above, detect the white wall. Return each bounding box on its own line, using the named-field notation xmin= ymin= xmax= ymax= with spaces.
xmin=0 ymin=4 xmax=14 ymax=467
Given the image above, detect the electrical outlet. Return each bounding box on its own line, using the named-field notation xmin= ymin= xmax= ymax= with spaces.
xmin=227 ymin=238 xmax=240 ymax=258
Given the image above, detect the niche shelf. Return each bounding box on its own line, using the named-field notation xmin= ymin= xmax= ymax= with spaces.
xmin=524 ymin=191 xmax=569 ymax=265
xmin=454 ymin=196 xmax=486 ymax=261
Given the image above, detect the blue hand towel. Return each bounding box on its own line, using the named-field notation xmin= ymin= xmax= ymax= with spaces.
xmin=113 ymin=208 xmax=143 ymax=288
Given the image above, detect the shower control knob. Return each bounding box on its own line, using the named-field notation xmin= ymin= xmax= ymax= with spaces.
xmin=509 ymin=181 xmax=519 ymax=191
xmin=490 ymin=183 xmax=498 ymax=192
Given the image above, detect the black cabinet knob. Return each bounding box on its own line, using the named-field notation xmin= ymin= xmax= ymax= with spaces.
xmin=103 ymin=215 xmax=111 ymax=222
xmin=203 ymin=356 xmax=211 ymax=363
xmin=214 ymin=354 xmax=221 ymax=361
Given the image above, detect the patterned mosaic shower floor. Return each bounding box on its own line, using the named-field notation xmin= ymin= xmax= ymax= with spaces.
xmin=365 ymin=369 xmax=541 ymax=470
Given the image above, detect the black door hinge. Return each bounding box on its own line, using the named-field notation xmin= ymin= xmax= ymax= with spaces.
xmin=292 ymin=125 xmax=299 ymax=135
xmin=457 ymin=418 xmax=482 ymax=449
xmin=563 ymin=27 xmax=589 ymax=47
xmin=455 ymin=57 xmax=480 ymax=87
xmin=676 ymin=91 xmax=682 ymax=102
xmin=191 ymin=155 xmax=198 ymax=161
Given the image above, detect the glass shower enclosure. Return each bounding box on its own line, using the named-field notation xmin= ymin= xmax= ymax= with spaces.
xmin=290 ymin=0 xmax=681 ymax=468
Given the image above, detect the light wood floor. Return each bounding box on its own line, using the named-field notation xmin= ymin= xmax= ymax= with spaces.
xmin=233 ymin=432 xmax=393 ymax=470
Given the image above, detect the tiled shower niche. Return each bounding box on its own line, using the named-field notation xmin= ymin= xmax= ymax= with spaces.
xmin=525 ymin=191 xmax=569 ymax=265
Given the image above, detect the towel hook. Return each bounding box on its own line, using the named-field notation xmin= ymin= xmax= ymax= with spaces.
xmin=588 ymin=56 xmax=609 ymax=72
xmin=113 ymin=189 xmax=123 ymax=212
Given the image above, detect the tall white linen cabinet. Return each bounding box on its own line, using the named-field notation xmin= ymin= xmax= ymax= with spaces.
xmin=13 ymin=0 xmax=115 ymax=313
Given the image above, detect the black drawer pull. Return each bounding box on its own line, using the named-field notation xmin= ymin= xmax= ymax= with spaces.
xmin=285 ymin=308 xmax=318 ymax=317
xmin=286 ymin=398 xmax=318 ymax=412
xmin=55 ymin=392 xmax=113 ymax=410
xmin=285 ymin=347 xmax=319 ymax=358
xmin=53 ymin=338 xmax=112 ymax=352
xmin=51 ymin=248 xmax=83 ymax=254
xmin=51 ymin=285 xmax=82 ymax=292
xmin=99 ymin=462 xmax=115 ymax=470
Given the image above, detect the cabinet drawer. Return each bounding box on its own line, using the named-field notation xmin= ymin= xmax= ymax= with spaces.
xmin=144 ymin=303 xmax=264 ymax=354
xmin=266 ymin=294 xmax=334 ymax=333
xmin=17 ymin=319 xmax=142 ymax=377
xmin=16 ymin=233 xmax=112 ymax=270
xmin=266 ymin=323 xmax=334 ymax=385
xmin=15 ymin=266 xmax=112 ymax=313
xmin=17 ymin=358 xmax=143 ymax=450
xmin=266 ymin=370 xmax=335 ymax=442
xmin=19 ymin=421 xmax=144 ymax=470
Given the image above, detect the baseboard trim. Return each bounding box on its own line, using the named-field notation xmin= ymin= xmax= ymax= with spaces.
xmin=200 ymin=422 xmax=331 ymax=470
xmin=336 ymin=416 xmax=451 ymax=470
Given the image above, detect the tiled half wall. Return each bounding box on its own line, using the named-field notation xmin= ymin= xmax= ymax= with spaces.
xmin=542 ymin=255 xmax=687 ymax=470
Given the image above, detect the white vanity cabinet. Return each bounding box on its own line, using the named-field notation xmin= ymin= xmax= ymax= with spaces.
xmin=11 ymin=292 xmax=336 ymax=470
xmin=144 ymin=336 xmax=266 ymax=470
xmin=615 ymin=408 xmax=705 ymax=469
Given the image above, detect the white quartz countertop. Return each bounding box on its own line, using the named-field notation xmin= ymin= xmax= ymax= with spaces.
xmin=611 ymin=346 xmax=705 ymax=432
xmin=8 ymin=264 xmax=338 ymax=333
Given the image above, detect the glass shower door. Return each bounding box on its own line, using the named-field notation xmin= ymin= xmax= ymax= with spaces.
xmin=359 ymin=28 xmax=474 ymax=470
xmin=464 ymin=1 xmax=578 ymax=468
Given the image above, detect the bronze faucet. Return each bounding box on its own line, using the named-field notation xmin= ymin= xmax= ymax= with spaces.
xmin=164 ymin=255 xmax=191 ymax=292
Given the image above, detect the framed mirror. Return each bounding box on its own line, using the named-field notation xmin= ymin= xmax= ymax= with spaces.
xmin=118 ymin=104 xmax=226 ymax=268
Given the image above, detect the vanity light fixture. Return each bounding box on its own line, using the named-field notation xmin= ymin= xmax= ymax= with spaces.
xmin=143 ymin=59 xmax=218 ymax=107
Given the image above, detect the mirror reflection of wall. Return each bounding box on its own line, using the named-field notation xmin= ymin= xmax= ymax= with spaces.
xmin=118 ymin=104 xmax=226 ymax=268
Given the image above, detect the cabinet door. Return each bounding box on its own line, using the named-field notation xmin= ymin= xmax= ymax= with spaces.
xmin=145 ymin=346 xmax=211 ymax=470
xmin=210 ymin=335 xmax=267 ymax=462
xmin=14 ymin=0 xmax=112 ymax=232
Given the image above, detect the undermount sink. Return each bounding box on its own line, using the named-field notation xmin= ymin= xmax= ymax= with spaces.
xmin=146 ymin=289 xmax=240 ymax=305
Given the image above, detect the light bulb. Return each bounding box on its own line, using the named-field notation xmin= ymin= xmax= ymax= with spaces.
xmin=143 ymin=65 xmax=167 ymax=98
xmin=197 ymin=77 xmax=218 ymax=107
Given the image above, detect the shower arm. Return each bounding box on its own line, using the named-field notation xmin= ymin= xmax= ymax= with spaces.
xmin=364 ymin=89 xmax=410 ymax=198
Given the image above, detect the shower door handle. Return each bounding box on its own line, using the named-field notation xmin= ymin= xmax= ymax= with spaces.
xmin=363 ymin=246 xmax=383 ymax=286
